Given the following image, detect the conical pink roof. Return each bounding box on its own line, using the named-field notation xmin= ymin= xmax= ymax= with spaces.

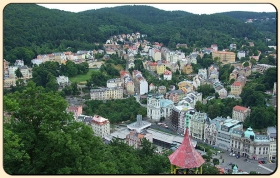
xmin=168 ymin=128 xmax=205 ymax=168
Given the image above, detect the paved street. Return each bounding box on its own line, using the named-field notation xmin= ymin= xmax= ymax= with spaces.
xmin=213 ymin=150 xmax=276 ymax=174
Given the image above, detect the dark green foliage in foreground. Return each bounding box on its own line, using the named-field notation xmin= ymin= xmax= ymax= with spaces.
xmin=3 ymin=81 xmax=172 ymax=174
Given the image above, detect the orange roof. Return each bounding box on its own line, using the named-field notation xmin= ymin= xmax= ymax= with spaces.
xmin=138 ymin=134 xmax=145 ymax=139
xmin=233 ymin=105 xmax=248 ymax=112
xmin=149 ymin=62 xmax=158 ymax=66
xmin=232 ymin=81 xmax=241 ymax=86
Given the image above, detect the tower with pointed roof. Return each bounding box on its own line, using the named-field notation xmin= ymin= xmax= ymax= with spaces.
xmin=168 ymin=113 xmax=205 ymax=174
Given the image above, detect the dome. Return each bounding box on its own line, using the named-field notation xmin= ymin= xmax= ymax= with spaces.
xmin=244 ymin=127 xmax=255 ymax=139
xmin=233 ymin=165 xmax=238 ymax=171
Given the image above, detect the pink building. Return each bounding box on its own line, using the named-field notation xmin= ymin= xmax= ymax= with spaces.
xmin=67 ymin=105 xmax=83 ymax=120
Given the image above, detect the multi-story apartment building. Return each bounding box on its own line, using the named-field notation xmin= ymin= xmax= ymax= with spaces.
xmin=126 ymin=129 xmax=153 ymax=149
xmin=204 ymin=117 xmax=226 ymax=146
xmin=212 ymin=51 xmax=236 ymax=64
xmin=232 ymin=105 xmax=251 ymax=122
xmin=90 ymin=87 xmax=123 ymax=100
xmin=156 ymin=61 xmax=166 ymax=75
xmin=237 ymin=51 xmax=246 ymax=59
xmin=148 ymin=62 xmax=158 ymax=72
xmin=163 ymin=70 xmax=172 ymax=80
xmin=165 ymin=90 xmax=185 ymax=104
xmin=56 ymin=75 xmax=69 ymax=86
xmin=4 ymin=78 xmax=16 ymax=88
xmin=91 ymin=115 xmax=110 ymax=138
xmin=198 ymin=68 xmax=208 ymax=80
xmin=231 ymin=127 xmax=270 ymax=160
xmin=216 ymin=118 xmax=243 ymax=151
xmin=182 ymin=64 xmax=193 ymax=74
xmin=230 ymin=81 xmax=243 ymax=96
xmin=107 ymin=78 xmax=122 ymax=88
xmin=19 ymin=66 xmax=32 ymax=79
xmin=67 ymin=105 xmax=83 ymax=120
xmin=267 ymin=127 xmax=276 ymax=160
xmin=177 ymin=92 xmax=202 ymax=108
xmin=158 ymin=86 xmax=167 ymax=95
xmin=8 ymin=66 xmax=18 ymax=78
xmin=170 ymin=105 xmax=196 ymax=134
xmin=134 ymin=76 xmax=148 ymax=95
xmin=126 ymin=81 xmax=135 ymax=95
xmin=189 ymin=112 xmax=210 ymax=141
xmin=147 ymin=94 xmax=174 ymax=121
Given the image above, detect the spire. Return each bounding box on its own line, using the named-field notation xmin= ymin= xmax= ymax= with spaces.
xmin=168 ymin=128 xmax=205 ymax=169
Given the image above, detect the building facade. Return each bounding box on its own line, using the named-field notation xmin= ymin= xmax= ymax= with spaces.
xmin=230 ymin=81 xmax=242 ymax=96
xmin=267 ymin=127 xmax=276 ymax=160
xmin=91 ymin=115 xmax=110 ymax=138
xmin=212 ymin=51 xmax=236 ymax=64
xmin=232 ymin=105 xmax=251 ymax=122
xmin=231 ymin=127 xmax=270 ymax=160
xmin=90 ymin=87 xmax=123 ymax=100
xmin=147 ymin=94 xmax=174 ymax=121
xmin=107 ymin=78 xmax=123 ymax=88
xmin=189 ymin=112 xmax=210 ymax=141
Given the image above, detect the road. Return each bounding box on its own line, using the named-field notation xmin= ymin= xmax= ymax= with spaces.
xmin=212 ymin=150 xmax=276 ymax=174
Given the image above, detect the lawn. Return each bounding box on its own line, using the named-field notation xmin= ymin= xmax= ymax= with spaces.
xmin=69 ymin=69 xmax=97 ymax=84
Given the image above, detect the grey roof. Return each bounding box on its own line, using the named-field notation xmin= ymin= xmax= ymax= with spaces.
xmin=166 ymin=89 xmax=184 ymax=95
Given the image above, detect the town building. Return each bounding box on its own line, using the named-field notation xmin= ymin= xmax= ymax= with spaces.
xmin=147 ymin=94 xmax=174 ymax=121
xmin=126 ymin=129 xmax=153 ymax=149
xmin=212 ymin=51 xmax=236 ymax=64
xmin=90 ymin=87 xmax=123 ymax=100
xmin=230 ymin=81 xmax=243 ymax=96
xmin=170 ymin=105 xmax=196 ymax=134
xmin=182 ymin=64 xmax=193 ymax=74
xmin=189 ymin=112 xmax=211 ymax=141
xmin=91 ymin=115 xmax=110 ymax=138
xmin=231 ymin=127 xmax=270 ymax=160
xmin=56 ymin=75 xmax=69 ymax=86
xmin=158 ymin=86 xmax=167 ymax=95
xmin=132 ymin=70 xmax=148 ymax=95
xmin=4 ymin=78 xmax=16 ymax=88
xmin=198 ymin=68 xmax=208 ymax=80
xmin=177 ymin=92 xmax=202 ymax=108
xmin=165 ymin=90 xmax=185 ymax=104
xmin=67 ymin=105 xmax=83 ymax=120
xmin=163 ymin=70 xmax=172 ymax=80
xmin=267 ymin=127 xmax=276 ymax=160
xmin=237 ymin=51 xmax=246 ymax=59
xmin=232 ymin=105 xmax=251 ymax=122
xmin=156 ymin=61 xmax=166 ymax=75
xmin=204 ymin=117 xmax=226 ymax=146
xmin=126 ymin=81 xmax=135 ymax=95
xmin=216 ymin=118 xmax=243 ymax=151
xmin=107 ymin=78 xmax=123 ymax=88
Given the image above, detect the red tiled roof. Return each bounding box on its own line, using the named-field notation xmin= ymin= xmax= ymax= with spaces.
xmin=164 ymin=70 xmax=172 ymax=75
xmin=149 ymin=62 xmax=158 ymax=66
xmin=232 ymin=81 xmax=241 ymax=86
xmin=168 ymin=128 xmax=205 ymax=168
xmin=233 ymin=105 xmax=248 ymax=112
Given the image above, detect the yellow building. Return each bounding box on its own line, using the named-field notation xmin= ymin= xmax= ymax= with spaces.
xmin=4 ymin=78 xmax=16 ymax=88
xmin=157 ymin=63 xmax=166 ymax=75
xmin=182 ymin=64 xmax=193 ymax=74
xmin=230 ymin=81 xmax=242 ymax=96
xmin=212 ymin=51 xmax=236 ymax=64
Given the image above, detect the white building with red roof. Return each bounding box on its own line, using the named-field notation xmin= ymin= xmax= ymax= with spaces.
xmin=163 ymin=70 xmax=172 ymax=80
xmin=91 ymin=115 xmax=110 ymax=138
xmin=232 ymin=105 xmax=251 ymax=122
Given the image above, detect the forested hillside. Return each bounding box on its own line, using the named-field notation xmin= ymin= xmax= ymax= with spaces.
xmin=3 ymin=4 xmax=276 ymax=64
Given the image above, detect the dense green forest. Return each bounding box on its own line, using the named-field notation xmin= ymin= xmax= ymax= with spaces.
xmin=4 ymin=4 xmax=276 ymax=64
